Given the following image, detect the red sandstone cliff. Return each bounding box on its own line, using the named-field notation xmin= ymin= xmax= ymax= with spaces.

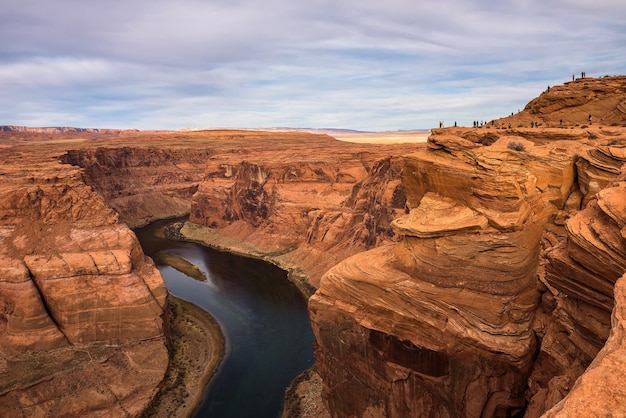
xmin=0 ymin=143 xmax=168 ymax=417
xmin=310 ymin=76 xmax=626 ymax=417
xmin=55 ymin=130 xmax=419 ymax=288
xmin=183 ymin=131 xmax=419 ymax=288
xmin=62 ymin=145 xmax=212 ymax=228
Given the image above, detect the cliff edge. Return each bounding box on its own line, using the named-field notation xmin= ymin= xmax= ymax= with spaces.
xmin=310 ymin=76 xmax=626 ymax=417
xmin=0 ymin=143 xmax=168 ymax=416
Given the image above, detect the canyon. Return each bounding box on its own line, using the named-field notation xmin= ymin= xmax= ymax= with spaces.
xmin=0 ymin=129 xmax=420 ymax=416
xmin=0 ymin=75 xmax=625 ymax=417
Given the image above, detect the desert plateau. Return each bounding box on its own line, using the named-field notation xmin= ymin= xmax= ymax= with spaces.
xmin=2 ymin=75 xmax=626 ymax=418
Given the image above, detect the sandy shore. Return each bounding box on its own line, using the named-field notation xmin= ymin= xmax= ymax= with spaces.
xmin=143 ymin=295 xmax=225 ymax=417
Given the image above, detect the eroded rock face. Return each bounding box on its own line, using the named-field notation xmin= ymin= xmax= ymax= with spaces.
xmin=311 ymin=133 xmax=567 ymax=417
xmin=541 ymin=274 xmax=626 ymax=417
xmin=62 ymin=145 xmax=213 ymax=228
xmin=0 ymin=144 xmax=167 ymax=417
xmin=525 ymin=171 xmax=626 ymax=417
xmin=187 ymin=133 xmax=419 ymax=286
xmin=310 ymin=107 xmax=626 ymax=417
xmin=0 ymin=128 xmax=421 ymax=415
xmin=57 ymin=131 xmax=418 ymax=287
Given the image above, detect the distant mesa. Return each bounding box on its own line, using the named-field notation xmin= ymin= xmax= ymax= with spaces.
xmin=0 ymin=125 xmax=129 ymax=133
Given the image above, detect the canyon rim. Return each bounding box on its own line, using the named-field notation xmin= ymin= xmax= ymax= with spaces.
xmin=0 ymin=75 xmax=625 ymax=417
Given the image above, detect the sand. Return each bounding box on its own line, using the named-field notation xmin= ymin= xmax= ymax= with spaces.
xmin=330 ymin=129 xmax=430 ymax=144
xmin=143 ymin=295 xmax=225 ymax=418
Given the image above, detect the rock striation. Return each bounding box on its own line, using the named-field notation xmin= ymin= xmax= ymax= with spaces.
xmin=184 ymin=131 xmax=420 ymax=287
xmin=62 ymin=145 xmax=212 ymax=228
xmin=0 ymin=143 xmax=168 ymax=417
xmin=310 ymin=134 xmax=560 ymax=417
xmin=526 ymin=168 xmax=626 ymax=417
xmin=310 ymin=76 xmax=626 ymax=418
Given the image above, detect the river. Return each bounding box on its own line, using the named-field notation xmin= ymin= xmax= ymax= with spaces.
xmin=134 ymin=219 xmax=315 ymax=418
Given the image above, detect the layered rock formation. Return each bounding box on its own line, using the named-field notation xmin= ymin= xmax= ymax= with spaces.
xmin=0 ymin=143 xmax=168 ymax=417
xmin=526 ymin=169 xmax=626 ymax=417
xmin=500 ymin=75 xmax=626 ymax=128
xmin=310 ymin=76 xmax=626 ymax=418
xmin=310 ymin=134 xmax=563 ymax=417
xmin=541 ymin=274 xmax=626 ymax=417
xmin=53 ymin=130 xmax=421 ymax=287
xmin=62 ymin=145 xmax=212 ymax=228
xmin=184 ymin=131 xmax=420 ymax=287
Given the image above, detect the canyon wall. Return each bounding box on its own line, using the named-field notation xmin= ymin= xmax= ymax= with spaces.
xmin=59 ymin=130 xmax=420 ymax=288
xmin=0 ymin=143 xmax=168 ymax=417
xmin=183 ymin=131 xmax=420 ymax=288
xmin=62 ymin=145 xmax=212 ymax=228
xmin=310 ymin=77 xmax=626 ymax=418
xmin=527 ymin=166 xmax=626 ymax=416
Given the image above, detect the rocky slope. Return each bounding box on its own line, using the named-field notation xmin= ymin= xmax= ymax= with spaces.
xmin=0 ymin=142 xmax=168 ymax=416
xmin=310 ymin=76 xmax=626 ymax=417
xmin=500 ymin=75 xmax=626 ymax=128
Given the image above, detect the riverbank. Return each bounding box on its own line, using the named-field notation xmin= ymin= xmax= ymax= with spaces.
xmin=282 ymin=368 xmax=331 ymax=418
xmin=172 ymin=220 xmax=317 ymax=298
xmin=143 ymin=295 xmax=225 ymax=417
xmin=164 ymin=220 xmax=329 ymax=417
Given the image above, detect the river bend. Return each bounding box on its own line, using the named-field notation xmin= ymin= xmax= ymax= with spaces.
xmin=135 ymin=220 xmax=315 ymax=417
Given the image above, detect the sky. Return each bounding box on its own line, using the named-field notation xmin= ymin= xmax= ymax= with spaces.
xmin=1 ymin=0 xmax=626 ymax=131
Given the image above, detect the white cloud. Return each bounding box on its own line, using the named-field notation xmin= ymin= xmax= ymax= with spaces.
xmin=0 ymin=57 xmax=121 ymax=86
xmin=1 ymin=0 xmax=626 ymax=129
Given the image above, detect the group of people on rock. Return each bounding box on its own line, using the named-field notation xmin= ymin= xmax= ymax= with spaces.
xmin=438 ymin=112 xmax=592 ymax=130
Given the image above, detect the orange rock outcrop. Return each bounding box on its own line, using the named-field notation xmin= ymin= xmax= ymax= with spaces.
xmin=0 ymin=142 xmax=168 ymax=416
xmin=310 ymin=76 xmax=626 ymax=417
